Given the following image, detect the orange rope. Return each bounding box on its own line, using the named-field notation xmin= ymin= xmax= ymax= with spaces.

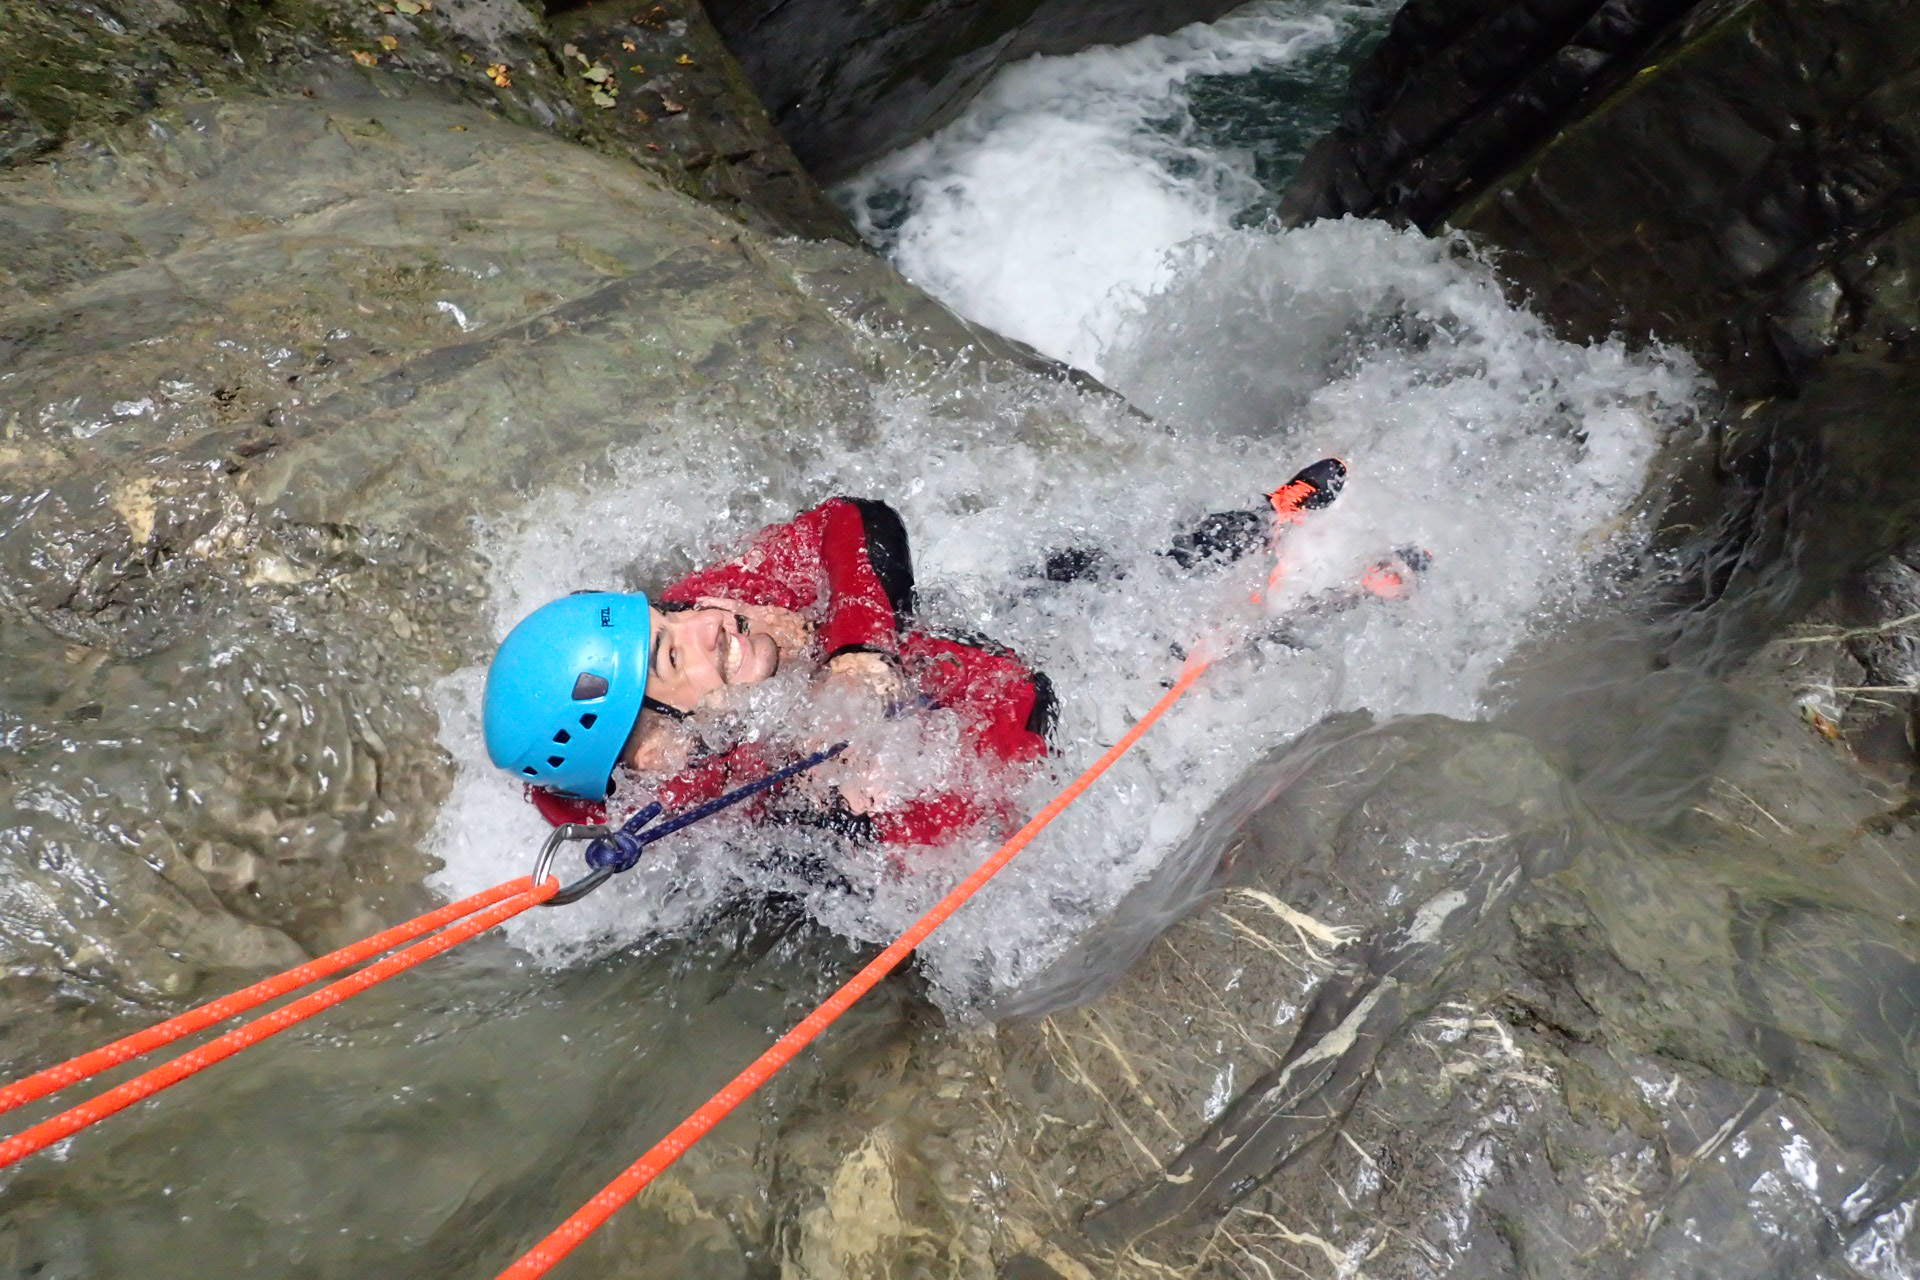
xmin=496 ymin=658 xmax=1212 ymax=1279
xmin=0 ymin=876 xmax=558 ymax=1171
xmin=0 ymin=877 xmax=541 ymax=1117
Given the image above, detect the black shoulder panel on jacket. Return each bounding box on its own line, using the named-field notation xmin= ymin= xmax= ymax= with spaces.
xmin=842 ymin=496 xmax=917 ymax=628
xmin=1025 ymin=669 xmax=1059 ymax=742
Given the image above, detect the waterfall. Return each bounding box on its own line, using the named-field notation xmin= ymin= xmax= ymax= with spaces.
xmin=427 ymin=0 xmax=1705 ymax=1011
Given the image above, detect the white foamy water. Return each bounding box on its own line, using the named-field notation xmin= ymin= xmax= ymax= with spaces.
xmin=427 ymin=2 xmax=1706 ymax=1010
xmin=840 ymin=0 xmax=1390 ymax=375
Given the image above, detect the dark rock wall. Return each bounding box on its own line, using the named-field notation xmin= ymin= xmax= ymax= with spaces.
xmin=1283 ymin=0 xmax=1920 ymax=396
xmin=1283 ymin=0 xmax=1920 ymax=655
xmin=1283 ymin=0 xmax=1710 ymax=235
xmin=0 ymin=0 xmax=852 ymax=241
xmin=697 ymin=0 xmax=1251 ymax=182
xmin=1449 ymin=0 xmax=1920 ymax=401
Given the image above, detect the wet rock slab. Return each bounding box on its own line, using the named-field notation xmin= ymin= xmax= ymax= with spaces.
xmin=1281 ymin=0 xmax=1920 ymax=655
xmin=0 ymin=91 xmax=1060 ymax=1019
xmin=767 ymin=712 xmax=1920 ymax=1278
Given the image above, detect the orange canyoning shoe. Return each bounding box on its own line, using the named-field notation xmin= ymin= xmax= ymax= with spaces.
xmin=1261 ymin=457 xmax=1348 ymax=600
xmin=1267 ymin=457 xmax=1347 ymax=524
xmin=1360 ymin=544 xmax=1434 ymax=600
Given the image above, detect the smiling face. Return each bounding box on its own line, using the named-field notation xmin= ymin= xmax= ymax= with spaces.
xmin=643 ymin=604 xmax=782 ymax=713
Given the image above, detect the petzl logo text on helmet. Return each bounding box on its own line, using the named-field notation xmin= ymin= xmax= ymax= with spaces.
xmin=600 ymin=606 xmax=613 ymax=627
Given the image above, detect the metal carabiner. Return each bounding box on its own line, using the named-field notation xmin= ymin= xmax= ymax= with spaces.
xmin=530 ymin=822 xmax=618 ymax=906
xmin=544 ymin=863 xmax=617 ymax=905
xmin=523 ymin=749 xmax=843 ymax=908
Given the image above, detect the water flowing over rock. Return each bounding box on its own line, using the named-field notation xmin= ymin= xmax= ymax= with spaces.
xmin=3 ymin=0 xmax=1919 ymax=1275
xmin=0 ymin=87 xmax=1060 ymax=1013
xmin=0 ymin=63 xmax=1118 ymax=1273
xmin=1282 ymin=0 xmax=1920 ymax=655
xmin=774 ymin=712 xmax=1920 ymax=1278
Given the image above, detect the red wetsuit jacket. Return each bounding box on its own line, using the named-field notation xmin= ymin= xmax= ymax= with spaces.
xmin=534 ymin=498 xmax=1055 ymax=846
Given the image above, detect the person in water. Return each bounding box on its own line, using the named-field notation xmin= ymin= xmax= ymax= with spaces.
xmin=482 ymin=459 xmax=1393 ymax=847
xmin=484 ymin=494 xmax=1057 ymax=846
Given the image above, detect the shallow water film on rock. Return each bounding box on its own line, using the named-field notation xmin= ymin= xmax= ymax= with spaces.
xmin=2 ymin=0 xmax=1918 ymax=1277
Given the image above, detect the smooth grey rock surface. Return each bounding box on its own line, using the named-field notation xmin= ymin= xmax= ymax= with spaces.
xmin=703 ymin=0 xmax=1255 ymax=182
xmin=0 ymin=91 xmax=1062 ymax=1013
xmin=768 ymin=713 xmax=1920 ymax=1278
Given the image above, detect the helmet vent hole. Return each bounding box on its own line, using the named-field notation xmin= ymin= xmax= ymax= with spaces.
xmin=579 ymin=713 xmax=598 ymax=729
xmin=547 ymin=755 xmax=565 ymax=768
xmin=552 ymin=729 xmax=571 ymax=744
xmin=522 ymin=767 xmax=537 ymax=777
xmin=571 ymin=673 xmax=609 ymax=701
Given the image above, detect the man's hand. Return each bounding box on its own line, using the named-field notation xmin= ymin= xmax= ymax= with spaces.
xmin=818 ymin=650 xmax=909 ymax=712
xmin=790 ymin=747 xmax=897 ymax=815
xmin=835 ymin=771 xmax=896 ymax=816
xmin=803 ymin=651 xmax=911 ymax=816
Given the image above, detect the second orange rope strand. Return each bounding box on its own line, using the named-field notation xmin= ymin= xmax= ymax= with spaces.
xmin=0 ymin=876 xmax=558 ymax=1170
xmin=497 ymin=657 xmax=1211 ymax=1279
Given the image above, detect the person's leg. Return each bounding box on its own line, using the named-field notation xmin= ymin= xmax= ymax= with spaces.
xmin=1027 ymin=459 xmax=1350 ymax=583
xmin=1034 ymin=544 xmax=1126 ymax=584
xmin=1166 ymin=457 xmax=1349 ymax=571
xmin=1163 ymin=508 xmax=1268 ymax=570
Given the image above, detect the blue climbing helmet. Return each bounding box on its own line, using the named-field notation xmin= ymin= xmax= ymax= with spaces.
xmin=483 ymin=591 xmax=651 ymax=798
